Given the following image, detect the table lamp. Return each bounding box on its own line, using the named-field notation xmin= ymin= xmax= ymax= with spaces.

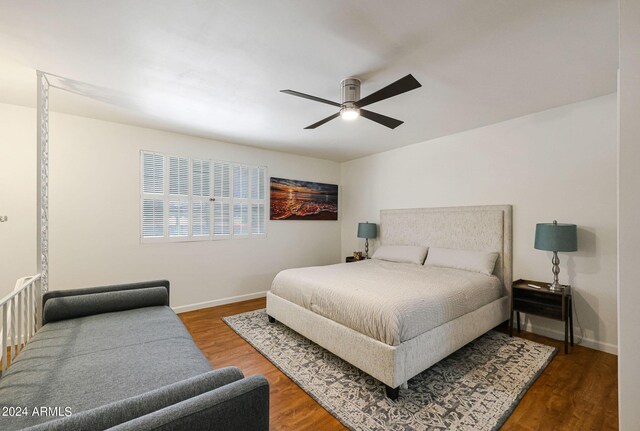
xmin=534 ymin=220 xmax=578 ymax=291
xmin=357 ymin=222 xmax=377 ymax=259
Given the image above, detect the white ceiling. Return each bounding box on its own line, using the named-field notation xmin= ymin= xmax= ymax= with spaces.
xmin=0 ymin=0 xmax=618 ymax=162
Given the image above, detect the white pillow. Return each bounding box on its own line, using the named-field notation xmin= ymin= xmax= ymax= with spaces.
xmin=371 ymin=245 xmax=428 ymax=265
xmin=425 ymin=247 xmax=499 ymax=275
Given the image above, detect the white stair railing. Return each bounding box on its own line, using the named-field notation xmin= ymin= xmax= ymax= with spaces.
xmin=0 ymin=274 xmax=41 ymax=374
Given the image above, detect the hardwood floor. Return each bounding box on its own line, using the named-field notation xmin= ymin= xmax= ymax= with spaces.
xmin=179 ymin=298 xmax=618 ymax=430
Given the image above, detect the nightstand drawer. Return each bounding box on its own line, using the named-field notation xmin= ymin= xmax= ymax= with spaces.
xmin=513 ymin=288 xmax=562 ymax=306
xmin=513 ymin=298 xmax=563 ymax=320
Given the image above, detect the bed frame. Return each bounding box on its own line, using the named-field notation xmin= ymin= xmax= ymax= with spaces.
xmin=266 ymin=205 xmax=512 ymax=399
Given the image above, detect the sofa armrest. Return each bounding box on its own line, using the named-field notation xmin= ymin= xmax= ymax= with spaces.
xmin=23 ymin=368 xmax=245 ymax=431
xmin=105 ymin=375 xmax=270 ymax=431
xmin=42 ymin=280 xmax=170 ymax=324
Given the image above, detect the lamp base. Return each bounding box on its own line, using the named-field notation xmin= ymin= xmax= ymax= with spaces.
xmin=548 ymin=251 xmax=564 ymax=291
xmin=548 ymin=280 xmax=564 ymax=292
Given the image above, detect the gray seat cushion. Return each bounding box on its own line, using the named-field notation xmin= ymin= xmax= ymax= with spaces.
xmin=0 ymin=306 xmax=212 ymax=430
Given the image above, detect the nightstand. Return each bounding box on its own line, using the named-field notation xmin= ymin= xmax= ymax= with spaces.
xmin=510 ymin=278 xmax=574 ymax=354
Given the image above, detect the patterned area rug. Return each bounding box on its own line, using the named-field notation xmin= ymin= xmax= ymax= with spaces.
xmin=223 ymin=309 xmax=556 ymax=431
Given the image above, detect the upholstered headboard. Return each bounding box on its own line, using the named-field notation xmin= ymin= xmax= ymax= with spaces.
xmin=379 ymin=205 xmax=513 ymax=292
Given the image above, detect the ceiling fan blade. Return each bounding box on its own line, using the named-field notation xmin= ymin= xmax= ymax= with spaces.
xmin=355 ymin=74 xmax=422 ymax=108
xmin=360 ymin=109 xmax=404 ymax=129
xmin=280 ymin=89 xmax=341 ymax=107
xmin=304 ymin=112 xmax=340 ymax=129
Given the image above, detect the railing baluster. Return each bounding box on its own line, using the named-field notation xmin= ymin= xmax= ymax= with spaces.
xmin=2 ymin=303 xmax=7 ymax=373
xmin=8 ymin=300 xmax=13 ymax=363
xmin=17 ymin=290 xmax=23 ymax=352
xmin=24 ymin=289 xmax=28 ymax=344
xmin=10 ymin=299 xmax=16 ymax=364
xmin=31 ymin=284 xmax=34 ymax=338
xmin=23 ymin=289 xmax=27 ymax=346
xmin=24 ymin=289 xmax=27 ymax=345
xmin=27 ymin=284 xmax=32 ymax=341
xmin=31 ymin=284 xmax=34 ymax=337
xmin=36 ymin=278 xmax=42 ymax=331
xmin=32 ymin=283 xmax=36 ymax=336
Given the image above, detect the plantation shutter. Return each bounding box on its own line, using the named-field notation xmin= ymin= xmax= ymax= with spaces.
xmin=168 ymin=156 xmax=189 ymax=237
xmin=251 ymin=203 xmax=265 ymax=234
xmin=233 ymin=202 xmax=249 ymax=235
xmin=251 ymin=166 xmax=265 ymax=200
xmin=141 ymin=152 xmax=165 ymax=238
xmin=192 ymin=159 xmax=210 ymax=197
xmin=213 ymin=161 xmax=230 ymax=198
xmin=250 ymin=166 xmax=266 ymax=235
xmin=213 ymin=161 xmax=231 ymax=237
xmin=169 ymin=156 xmax=189 ymax=195
xmin=233 ymin=164 xmax=249 ymax=199
xmin=232 ymin=164 xmax=249 ymax=235
xmin=192 ymin=159 xmax=211 ymax=237
xmin=141 ymin=151 xmax=266 ymax=241
xmin=143 ymin=153 xmax=164 ymax=194
xmin=142 ymin=199 xmax=164 ymax=238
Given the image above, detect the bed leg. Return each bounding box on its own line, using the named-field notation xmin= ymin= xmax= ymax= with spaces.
xmin=385 ymin=385 xmax=400 ymax=401
xmin=267 ymin=315 xmax=276 ymax=323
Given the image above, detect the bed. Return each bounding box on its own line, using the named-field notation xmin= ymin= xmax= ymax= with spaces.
xmin=266 ymin=205 xmax=512 ymax=399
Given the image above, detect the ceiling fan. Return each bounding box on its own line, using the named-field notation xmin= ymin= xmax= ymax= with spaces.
xmin=281 ymin=74 xmax=422 ymax=130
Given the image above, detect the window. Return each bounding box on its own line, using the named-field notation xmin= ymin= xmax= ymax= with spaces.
xmin=141 ymin=151 xmax=267 ymax=242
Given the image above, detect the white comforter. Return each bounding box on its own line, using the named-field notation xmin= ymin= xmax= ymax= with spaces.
xmin=270 ymin=259 xmax=504 ymax=346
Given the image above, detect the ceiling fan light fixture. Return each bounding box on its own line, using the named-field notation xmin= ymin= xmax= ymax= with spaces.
xmin=281 ymin=74 xmax=421 ymax=129
xmin=340 ymin=105 xmax=360 ymax=121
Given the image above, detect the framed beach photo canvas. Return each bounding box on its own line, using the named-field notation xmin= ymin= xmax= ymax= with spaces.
xmin=270 ymin=177 xmax=338 ymax=220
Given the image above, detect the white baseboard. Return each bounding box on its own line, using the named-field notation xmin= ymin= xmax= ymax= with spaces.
xmin=520 ymin=321 xmax=618 ymax=355
xmin=172 ymin=291 xmax=267 ymax=314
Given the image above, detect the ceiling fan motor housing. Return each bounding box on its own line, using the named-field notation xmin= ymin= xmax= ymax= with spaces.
xmin=341 ymin=78 xmax=361 ymax=108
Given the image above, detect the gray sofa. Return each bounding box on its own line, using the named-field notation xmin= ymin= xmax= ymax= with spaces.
xmin=0 ymin=280 xmax=269 ymax=431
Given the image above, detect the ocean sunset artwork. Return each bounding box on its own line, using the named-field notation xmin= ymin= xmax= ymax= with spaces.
xmin=270 ymin=177 xmax=338 ymax=220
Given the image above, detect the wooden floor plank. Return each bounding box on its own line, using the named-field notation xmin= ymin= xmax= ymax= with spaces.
xmin=179 ymin=298 xmax=618 ymax=430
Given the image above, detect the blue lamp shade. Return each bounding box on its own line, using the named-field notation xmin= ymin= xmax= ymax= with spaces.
xmin=357 ymin=222 xmax=377 ymax=239
xmin=534 ymin=222 xmax=577 ymax=252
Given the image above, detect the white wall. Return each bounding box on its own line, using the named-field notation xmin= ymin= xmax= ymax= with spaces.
xmin=341 ymin=94 xmax=618 ymax=353
xmin=0 ymin=103 xmax=36 ymax=291
xmin=0 ymin=93 xmax=620 ymax=356
xmin=0 ymin=102 xmax=342 ymax=309
xmin=618 ymin=0 xmax=640 ymax=428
